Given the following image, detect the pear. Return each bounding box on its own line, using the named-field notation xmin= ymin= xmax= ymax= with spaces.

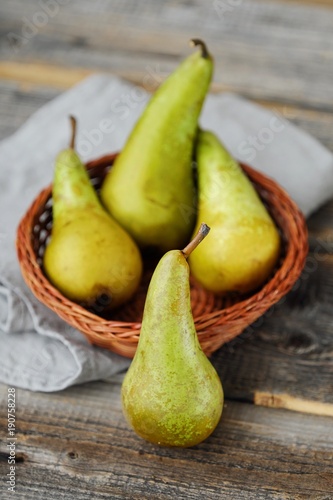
xmin=43 ymin=116 xmax=143 ymax=310
xmin=122 ymin=223 xmax=224 ymax=447
xmin=189 ymin=130 xmax=281 ymax=294
xmin=101 ymin=39 xmax=213 ymax=253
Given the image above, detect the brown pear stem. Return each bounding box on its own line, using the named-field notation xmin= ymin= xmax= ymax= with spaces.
xmin=69 ymin=115 xmax=77 ymax=149
xmin=190 ymin=39 xmax=209 ymax=59
xmin=182 ymin=223 xmax=210 ymax=259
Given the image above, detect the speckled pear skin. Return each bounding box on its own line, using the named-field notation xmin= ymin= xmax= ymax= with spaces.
xmin=189 ymin=131 xmax=281 ymax=294
xmin=121 ymin=250 xmax=223 ymax=448
xmin=101 ymin=41 xmax=213 ymax=253
xmin=43 ymin=148 xmax=143 ymax=309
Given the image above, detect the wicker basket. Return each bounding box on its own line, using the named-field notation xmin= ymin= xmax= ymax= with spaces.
xmin=16 ymin=153 xmax=308 ymax=358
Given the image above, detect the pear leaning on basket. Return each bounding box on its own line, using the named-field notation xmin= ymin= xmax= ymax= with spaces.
xmin=43 ymin=116 xmax=143 ymax=310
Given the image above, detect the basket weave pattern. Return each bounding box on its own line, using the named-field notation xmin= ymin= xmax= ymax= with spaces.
xmin=16 ymin=153 xmax=308 ymax=358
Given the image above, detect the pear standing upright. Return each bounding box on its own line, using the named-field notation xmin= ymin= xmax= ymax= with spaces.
xmin=189 ymin=130 xmax=281 ymax=294
xmin=101 ymin=40 xmax=213 ymax=253
xmin=43 ymin=117 xmax=143 ymax=310
xmin=122 ymin=224 xmax=224 ymax=448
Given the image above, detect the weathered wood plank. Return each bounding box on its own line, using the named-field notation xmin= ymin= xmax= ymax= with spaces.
xmin=1 ymin=0 xmax=333 ymax=109
xmin=0 ymin=381 xmax=332 ymax=499
xmin=0 ymin=80 xmax=59 ymax=139
xmin=212 ymin=252 xmax=333 ymax=410
xmin=0 ymin=62 xmax=91 ymax=90
xmin=276 ymin=0 xmax=333 ymax=6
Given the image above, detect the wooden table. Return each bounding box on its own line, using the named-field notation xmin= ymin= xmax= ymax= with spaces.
xmin=1 ymin=1 xmax=333 ymax=498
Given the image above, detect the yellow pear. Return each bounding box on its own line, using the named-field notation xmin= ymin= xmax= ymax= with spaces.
xmin=43 ymin=117 xmax=143 ymax=310
xmin=189 ymin=130 xmax=281 ymax=294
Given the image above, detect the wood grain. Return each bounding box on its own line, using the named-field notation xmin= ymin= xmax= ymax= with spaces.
xmin=0 ymin=381 xmax=332 ymax=499
xmin=0 ymin=80 xmax=59 ymax=139
xmin=0 ymin=62 xmax=91 ymax=89
xmin=1 ymin=0 xmax=333 ymax=108
xmin=278 ymin=0 xmax=333 ymax=6
xmin=211 ymin=252 xmax=333 ymax=411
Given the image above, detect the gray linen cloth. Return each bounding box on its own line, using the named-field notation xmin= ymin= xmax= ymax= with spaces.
xmin=1 ymin=74 xmax=332 ymax=392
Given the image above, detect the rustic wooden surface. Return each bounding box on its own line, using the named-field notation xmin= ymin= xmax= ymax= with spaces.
xmin=1 ymin=379 xmax=333 ymax=500
xmin=1 ymin=0 xmax=333 ymax=498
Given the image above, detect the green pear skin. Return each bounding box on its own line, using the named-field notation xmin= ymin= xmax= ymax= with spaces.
xmin=121 ymin=225 xmax=223 ymax=447
xmin=101 ymin=40 xmax=213 ymax=253
xmin=44 ymin=125 xmax=143 ymax=309
xmin=189 ymin=130 xmax=281 ymax=294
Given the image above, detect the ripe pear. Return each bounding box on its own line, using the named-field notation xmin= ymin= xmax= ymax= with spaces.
xmin=122 ymin=224 xmax=224 ymax=447
xmin=101 ymin=39 xmax=213 ymax=253
xmin=43 ymin=116 xmax=143 ymax=310
xmin=189 ymin=130 xmax=281 ymax=294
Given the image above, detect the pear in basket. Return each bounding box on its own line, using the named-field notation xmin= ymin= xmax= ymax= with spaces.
xmin=43 ymin=117 xmax=143 ymax=310
xmin=189 ymin=130 xmax=281 ymax=294
xmin=101 ymin=39 xmax=213 ymax=253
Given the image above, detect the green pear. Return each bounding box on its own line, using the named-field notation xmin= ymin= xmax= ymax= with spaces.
xmin=189 ymin=130 xmax=281 ymax=294
xmin=101 ymin=40 xmax=213 ymax=253
xmin=43 ymin=116 xmax=143 ymax=310
xmin=122 ymin=224 xmax=224 ymax=447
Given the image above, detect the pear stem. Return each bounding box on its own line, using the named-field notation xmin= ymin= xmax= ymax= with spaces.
xmin=182 ymin=223 xmax=210 ymax=259
xmin=190 ymin=39 xmax=209 ymax=59
xmin=69 ymin=115 xmax=77 ymax=149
